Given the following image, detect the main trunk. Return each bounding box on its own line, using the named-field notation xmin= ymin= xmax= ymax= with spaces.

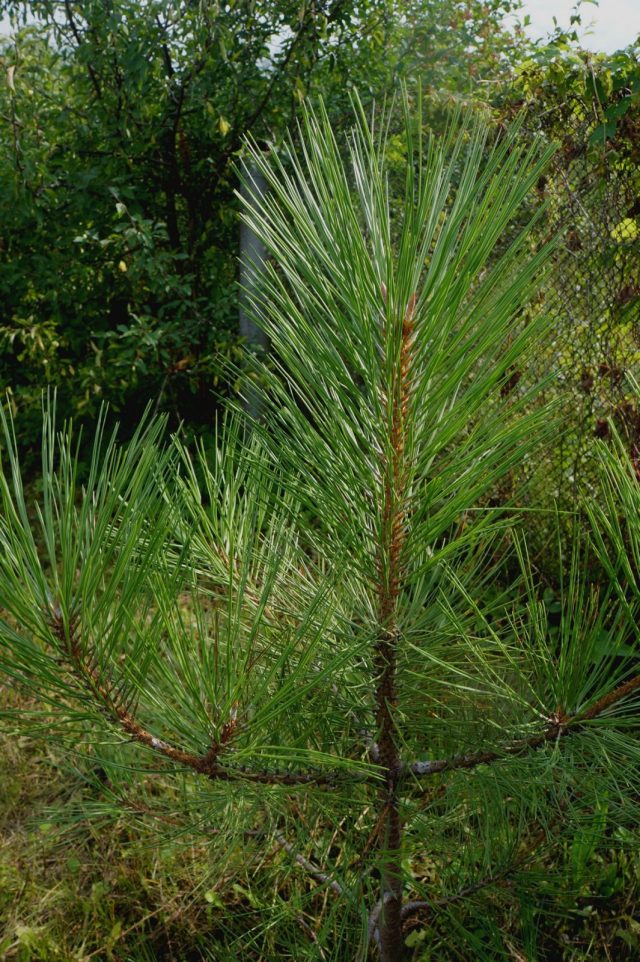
xmin=372 ymin=293 xmax=416 ymax=961
xmin=374 ymin=631 xmax=405 ymax=961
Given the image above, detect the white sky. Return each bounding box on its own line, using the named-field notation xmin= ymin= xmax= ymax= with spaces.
xmin=518 ymin=0 xmax=640 ymax=52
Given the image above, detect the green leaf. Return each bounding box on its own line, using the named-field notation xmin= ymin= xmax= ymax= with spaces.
xmin=589 ymin=120 xmax=617 ymax=145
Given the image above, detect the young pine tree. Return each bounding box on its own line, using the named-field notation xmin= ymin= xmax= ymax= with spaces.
xmin=1 ymin=100 xmax=639 ymax=961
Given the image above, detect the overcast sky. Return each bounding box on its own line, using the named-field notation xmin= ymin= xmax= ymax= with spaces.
xmin=518 ymin=0 xmax=640 ymax=52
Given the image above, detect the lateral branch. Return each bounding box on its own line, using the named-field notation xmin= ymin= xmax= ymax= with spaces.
xmin=404 ymin=670 xmax=640 ymax=780
xmin=48 ymin=606 xmax=360 ymax=788
xmin=274 ymin=834 xmax=345 ymax=896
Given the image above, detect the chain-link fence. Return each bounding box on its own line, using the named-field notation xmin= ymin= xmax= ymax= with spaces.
xmin=513 ymin=92 xmax=640 ymax=561
xmin=547 ymin=100 xmax=638 ymax=459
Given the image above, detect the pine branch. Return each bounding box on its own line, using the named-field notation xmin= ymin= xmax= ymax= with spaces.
xmin=400 ymin=869 xmax=514 ymax=923
xmin=369 ymin=869 xmax=514 ymax=946
xmin=274 ymin=834 xmax=345 ymax=896
xmin=400 ymin=792 xmax=574 ymax=934
xmin=404 ymin=671 xmax=640 ymax=781
xmin=580 ymin=671 xmax=640 ymax=720
xmin=48 ymin=605 xmax=363 ymax=788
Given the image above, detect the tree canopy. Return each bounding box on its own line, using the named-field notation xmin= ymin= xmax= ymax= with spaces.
xmin=0 ymin=0 xmax=526 ymax=449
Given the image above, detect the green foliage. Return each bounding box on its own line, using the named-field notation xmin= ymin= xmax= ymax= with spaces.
xmin=488 ymin=39 xmax=640 ymax=571
xmin=2 ymin=708 xmax=639 ymax=962
xmin=1 ymin=97 xmax=640 ymax=960
xmin=0 ymin=0 xmax=530 ymax=454
xmin=0 ymin=0 xmax=385 ymax=441
xmin=0 ymin=690 xmax=251 ymax=962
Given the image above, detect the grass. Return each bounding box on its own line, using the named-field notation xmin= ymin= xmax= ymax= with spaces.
xmin=0 ymin=685 xmax=365 ymax=962
xmin=0 ymin=685 xmax=231 ymax=962
xmin=2 ymin=676 xmax=639 ymax=962
xmin=0 ymin=501 xmax=638 ymax=961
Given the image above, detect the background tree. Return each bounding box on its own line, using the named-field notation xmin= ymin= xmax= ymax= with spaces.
xmin=0 ymin=0 xmax=526 ymax=453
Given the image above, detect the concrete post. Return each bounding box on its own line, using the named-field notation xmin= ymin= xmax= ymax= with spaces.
xmin=239 ymin=158 xmax=269 ymax=419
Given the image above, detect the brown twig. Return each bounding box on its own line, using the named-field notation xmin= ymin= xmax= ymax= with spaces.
xmin=63 ymin=0 xmax=103 ymax=100
xmin=405 ymin=671 xmax=640 ymax=781
xmin=48 ymin=605 xmax=363 ymax=788
xmin=274 ymin=833 xmax=344 ymax=896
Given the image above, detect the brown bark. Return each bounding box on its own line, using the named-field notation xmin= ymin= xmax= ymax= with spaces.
xmin=405 ymin=668 xmax=640 ymax=783
xmin=373 ymin=292 xmax=417 ymax=961
xmin=48 ymin=606 xmax=352 ymax=787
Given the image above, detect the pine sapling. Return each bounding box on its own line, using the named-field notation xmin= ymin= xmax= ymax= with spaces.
xmin=1 ymin=99 xmax=640 ymax=961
